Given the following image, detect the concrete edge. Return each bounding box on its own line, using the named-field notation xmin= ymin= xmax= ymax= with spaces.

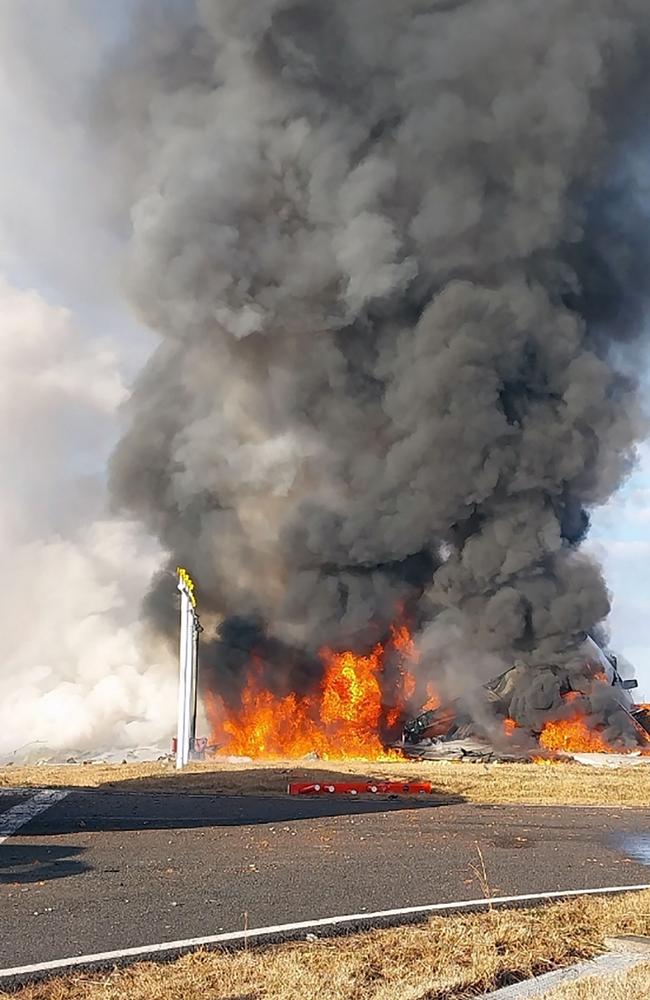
xmin=481 ymin=949 xmax=650 ymax=998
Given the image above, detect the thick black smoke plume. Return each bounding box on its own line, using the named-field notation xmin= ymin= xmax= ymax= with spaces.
xmin=109 ymin=0 xmax=650 ymax=725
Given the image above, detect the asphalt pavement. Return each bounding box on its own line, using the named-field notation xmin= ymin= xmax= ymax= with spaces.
xmin=1 ymin=786 xmax=649 ymax=972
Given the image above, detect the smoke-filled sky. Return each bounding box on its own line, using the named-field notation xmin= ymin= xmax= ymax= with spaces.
xmin=2 ymin=0 xmax=650 ymax=754
xmin=0 ymin=1 xmax=177 ymax=755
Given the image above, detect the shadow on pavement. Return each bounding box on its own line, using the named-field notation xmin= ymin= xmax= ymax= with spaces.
xmin=103 ymin=763 xmax=463 ymax=800
xmin=0 ymin=843 xmax=89 ymax=884
xmin=13 ymin=767 xmax=467 ymax=836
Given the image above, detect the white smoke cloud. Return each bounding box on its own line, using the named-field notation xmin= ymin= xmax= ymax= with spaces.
xmin=0 ymin=276 xmax=175 ymax=755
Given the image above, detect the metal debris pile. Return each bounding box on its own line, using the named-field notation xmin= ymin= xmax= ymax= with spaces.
xmin=393 ymin=638 xmax=650 ymax=766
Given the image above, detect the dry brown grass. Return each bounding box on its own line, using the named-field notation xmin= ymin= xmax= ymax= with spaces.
xmin=541 ymin=961 xmax=650 ymax=999
xmin=4 ymin=890 xmax=650 ymax=1000
xmin=2 ymin=756 xmax=650 ymax=806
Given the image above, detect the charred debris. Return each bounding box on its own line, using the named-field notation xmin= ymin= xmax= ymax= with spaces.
xmin=396 ymin=635 xmax=650 ymax=763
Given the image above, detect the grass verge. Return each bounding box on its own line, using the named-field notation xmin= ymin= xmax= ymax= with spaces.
xmin=4 ymin=890 xmax=650 ymax=1000
xmin=2 ymin=757 xmax=650 ymax=806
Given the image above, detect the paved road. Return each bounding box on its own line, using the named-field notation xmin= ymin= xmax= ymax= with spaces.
xmin=1 ymin=787 xmax=649 ymax=970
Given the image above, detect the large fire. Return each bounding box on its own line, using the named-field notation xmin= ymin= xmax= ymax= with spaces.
xmin=538 ymin=714 xmax=611 ymax=753
xmin=537 ymin=689 xmax=650 ymax=754
xmin=205 ymin=621 xmax=649 ymax=762
xmin=208 ymin=624 xmax=418 ymax=760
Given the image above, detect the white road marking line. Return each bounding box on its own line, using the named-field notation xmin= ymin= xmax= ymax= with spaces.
xmin=0 ymin=790 xmax=69 ymax=844
xmin=2 ymin=883 xmax=650 ymax=980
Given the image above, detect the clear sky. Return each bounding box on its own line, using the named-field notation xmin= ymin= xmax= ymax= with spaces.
xmin=590 ymin=442 xmax=650 ymax=698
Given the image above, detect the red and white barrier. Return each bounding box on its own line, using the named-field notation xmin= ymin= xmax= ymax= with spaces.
xmin=288 ymin=780 xmax=432 ymax=796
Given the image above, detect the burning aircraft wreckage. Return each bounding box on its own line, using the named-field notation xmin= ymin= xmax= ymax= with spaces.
xmin=400 ymin=636 xmax=650 ymax=762
xmin=200 ymin=622 xmax=650 ymax=764
xmin=106 ymin=1 xmax=650 ymax=768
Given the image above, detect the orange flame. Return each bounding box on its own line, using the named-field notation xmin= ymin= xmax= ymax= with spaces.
xmin=390 ymin=623 xmax=418 ymax=659
xmin=538 ymin=713 xmax=610 ymax=753
xmin=503 ymin=717 xmax=517 ymax=737
xmin=209 ymin=626 xmax=418 ymax=760
xmin=422 ymin=681 xmax=441 ymax=712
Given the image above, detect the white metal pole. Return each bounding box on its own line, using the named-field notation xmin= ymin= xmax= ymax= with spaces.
xmin=190 ymin=615 xmax=199 ymax=744
xmin=182 ymin=602 xmax=195 ymax=766
xmin=176 ymin=584 xmax=190 ymax=770
xmin=176 ymin=567 xmax=199 ymax=770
